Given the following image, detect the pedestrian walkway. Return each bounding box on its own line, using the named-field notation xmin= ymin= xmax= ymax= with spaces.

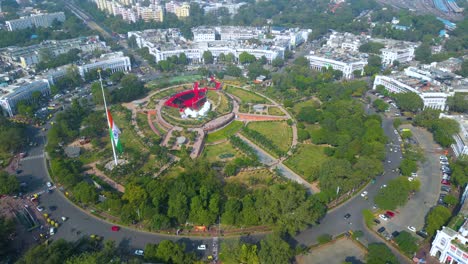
xmin=21 ymin=154 xmax=44 ymax=161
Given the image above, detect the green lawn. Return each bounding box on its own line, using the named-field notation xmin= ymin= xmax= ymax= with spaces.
xmin=207 ymin=90 xmax=232 ymax=115
xmin=136 ymin=113 xmax=160 ymax=142
xmin=226 ymin=169 xmax=276 ymax=189
xmin=246 ymin=121 xmax=292 ymax=153
xmin=206 ymin=121 xmax=244 ymax=143
xmin=304 ymin=123 xmax=321 ymax=135
xmin=203 ymin=141 xmax=242 ymax=163
xmin=225 ymin=86 xmax=267 ymax=103
xmin=268 ymin=106 xmax=285 ymax=116
xmin=112 ymin=109 xmax=147 ymax=153
xmin=292 ymin=98 xmax=321 ymax=114
xmin=284 ymin=144 xmax=328 ymax=181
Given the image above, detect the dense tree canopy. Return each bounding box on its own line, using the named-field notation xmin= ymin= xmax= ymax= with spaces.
xmin=393 ymin=92 xmax=424 ymax=113
xmin=374 ymin=177 xmax=420 ymax=210
xmin=0 ymin=172 xmax=19 ymax=195
xmin=395 ymin=231 xmax=418 ymax=255
xmin=426 ymin=206 xmax=451 ymax=236
xmin=367 ymin=243 xmax=399 ymax=264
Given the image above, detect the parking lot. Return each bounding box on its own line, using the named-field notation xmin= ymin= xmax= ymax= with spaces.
xmin=296 ymin=238 xmax=367 ymax=264
xmin=372 ymin=125 xmax=443 ymax=241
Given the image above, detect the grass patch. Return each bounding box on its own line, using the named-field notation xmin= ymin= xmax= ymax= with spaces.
xmin=225 ymin=86 xmax=267 ymax=104
xmin=150 ymin=86 xmax=187 ymax=100
xmin=146 ymin=75 xmax=202 ymax=90
xmin=162 ymin=165 xmax=185 ymax=179
xmin=112 ymin=109 xmax=148 ymax=153
xmin=206 ymin=121 xmax=244 ymax=143
xmin=292 ymin=98 xmax=321 ymax=114
xmin=246 ymin=121 xmax=292 ymax=153
xmin=203 ymin=141 xmax=243 ymax=163
xmin=207 ymin=90 xmax=232 ymax=115
xmin=304 ymin=124 xmax=321 ymax=135
xmin=226 ymin=169 xmax=275 ymax=188
xmin=268 ymin=106 xmax=285 ymax=116
xmin=136 ymin=113 xmax=160 ymax=142
xmin=284 ymin=144 xmax=328 ymax=181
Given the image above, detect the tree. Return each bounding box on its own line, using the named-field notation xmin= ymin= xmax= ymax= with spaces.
xmin=394 ymin=92 xmax=424 ymax=112
xmin=415 ymin=43 xmax=432 ymax=63
xmin=297 ymin=106 xmax=321 ymax=123
xmin=457 ymin=60 xmax=468 ymax=77
xmin=395 ymin=231 xmax=418 ymax=255
xmin=73 ymin=182 xmax=98 ymax=204
xmin=258 ymin=233 xmax=293 ymax=264
xmin=0 ymin=171 xmax=19 ymax=195
xmin=426 ymin=205 xmax=451 ymax=236
xmin=0 ymin=216 xmax=15 ymax=260
xmin=367 ymin=243 xmax=398 ymax=264
xmin=109 ymin=71 xmax=125 ymax=83
xmin=374 ymin=177 xmax=419 ymax=210
xmin=239 ymin=51 xmax=256 ymax=64
xmin=399 ymin=158 xmax=417 ymax=176
xmin=90 ymin=82 xmax=109 ymax=105
xmin=272 ymin=57 xmax=284 ymax=67
xmin=127 ymin=35 xmax=138 ymax=48
xmin=203 ymin=50 xmax=214 ymax=64
xmin=112 ymin=74 xmax=145 ymax=103
xmin=447 ymin=92 xmax=468 ymax=113
xmin=359 ymin=42 xmax=385 ymax=54
xmin=372 ymin=99 xmax=389 ymax=112
xmin=122 ymin=183 xmax=148 ymax=205
xmin=225 ymin=64 xmax=242 ymax=77
xmin=443 ymin=195 xmax=459 ymax=207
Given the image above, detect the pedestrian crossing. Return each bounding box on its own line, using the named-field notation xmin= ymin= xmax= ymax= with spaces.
xmin=21 ymin=154 xmax=44 ymax=161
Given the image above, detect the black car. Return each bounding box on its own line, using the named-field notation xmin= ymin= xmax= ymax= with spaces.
xmin=441 ymin=186 xmax=451 ymax=192
xmin=392 ymin=231 xmax=400 ymax=238
xmin=377 ymin=227 xmax=386 ymax=233
xmin=373 ymin=219 xmax=381 ymax=224
xmin=416 ymin=230 xmax=428 ymax=238
xmin=344 ymin=213 xmax=351 ymax=219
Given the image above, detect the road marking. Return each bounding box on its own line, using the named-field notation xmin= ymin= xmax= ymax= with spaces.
xmin=21 ymin=154 xmax=44 ymax=161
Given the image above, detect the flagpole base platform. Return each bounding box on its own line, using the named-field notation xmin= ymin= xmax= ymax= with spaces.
xmin=104 ymin=159 xmax=128 ymax=171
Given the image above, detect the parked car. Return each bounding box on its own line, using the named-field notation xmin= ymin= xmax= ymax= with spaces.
xmin=441 ymin=186 xmax=451 ymax=192
xmin=111 ymin=226 xmax=120 ymax=232
xmin=134 ymin=249 xmax=144 ymax=256
xmin=46 ymin=182 xmax=52 ymax=188
xmin=377 ymin=227 xmax=386 ymax=233
xmin=344 ymin=213 xmax=351 ymax=219
xmin=379 ymin=214 xmax=389 ymax=221
xmin=361 ymin=191 xmax=368 ymax=197
xmin=407 ymin=226 xmax=416 ymax=232
xmin=373 ymin=219 xmax=381 ymax=224
xmin=392 ymin=231 xmax=400 ymax=238
xmin=386 ymin=211 xmax=395 ymax=218
xmin=36 ymin=206 xmax=44 ymax=212
xmin=416 ymin=230 xmax=428 ymax=238
xmin=197 ymin=245 xmax=206 ymax=250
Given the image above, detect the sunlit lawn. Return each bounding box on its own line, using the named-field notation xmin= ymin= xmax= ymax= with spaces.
xmin=246 ymin=121 xmax=292 ymax=153
xmin=206 ymin=121 xmax=244 ymax=143
xmin=284 ymin=144 xmax=328 ymax=181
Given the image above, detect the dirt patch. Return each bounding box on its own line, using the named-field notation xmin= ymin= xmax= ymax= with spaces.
xmin=84 ymin=162 xmax=125 ymax=193
xmin=237 ymin=113 xmax=288 ymax=122
xmin=296 ymin=237 xmax=366 ymax=264
xmin=311 ymin=181 xmax=321 ymax=193
xmin=68 ymin=138 xmax=93 ymax=150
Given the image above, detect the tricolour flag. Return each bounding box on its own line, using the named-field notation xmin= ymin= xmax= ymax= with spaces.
xmin=107 ymin=110 xmax=123 ymax=153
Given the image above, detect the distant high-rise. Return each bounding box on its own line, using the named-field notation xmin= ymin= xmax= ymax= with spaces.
xmin=5 ymin=12 xmax=66 ymax=31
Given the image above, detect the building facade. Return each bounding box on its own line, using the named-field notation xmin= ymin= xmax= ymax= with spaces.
xmin=0 ymin=80 xmax=51 ymax=117
xmin=440 ymin=114 xmax=468 ymax=157
xmin=6 ymin=12 xmax=65 ymax=31
xmin=373 ymin=75 xmax=451 ymax=110
xmin=77 ymin=52 xmax=131 ymax=78
xmin=306 ymin=54 xmax=367 ymax=79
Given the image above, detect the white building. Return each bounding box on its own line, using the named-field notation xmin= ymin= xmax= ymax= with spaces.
xmin=326 ymin=31 xmax=367 ymax=52
xmin=0 ymin=79 xmax=51 ymax=117
xmin=373 ymin=75 xmax=451 ymax=110
xmin=192 ymin=27 xmax=216 ymax=42
xmin=0 ymin=36 xmax=108 ymax=68
xmin=77 ymin=52 xmax=131 ymax=78
xmin=431 ymin=225 xmax=468 ymax=264
xmin=440 ymin=114 xmax=468 ymax=157
xmin=306 ymin=53 xmax=367 ymax=79
xmin=6 ymin=12 xmax=65 ymax=31
xmin=380 ymin=46 xmax=415 ymax=65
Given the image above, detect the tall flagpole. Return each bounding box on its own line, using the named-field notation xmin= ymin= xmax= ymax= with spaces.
xmin=98 ymin=69 xmax=118 ymax=166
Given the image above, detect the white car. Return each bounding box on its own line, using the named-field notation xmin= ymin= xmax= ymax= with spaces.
xmin=361 ymin=191 xmax=368 ymax=197
xmin=61 ymin=216 xmax=67 ymax=222
xmin=197 ymin=245 xmax=206 ymax=250
xmin=134 ymin=249 xmax=144 ymax=256
xmin=407 ymin=226 xmax=416 ymax=232
xmin=408 ymin=177 xmax=414 ymax=182
xmin=46 ymin=182 xmax=52 ymax=188
xmin=379 ymin=214 xmax=389 ymax=221
xmin=411 ymin=173 xmax=418 ymax=177
xmin=36 ymin=206 xmax=44 ymax=212
xmin=380 ymin=184 xmax=387 ymax=189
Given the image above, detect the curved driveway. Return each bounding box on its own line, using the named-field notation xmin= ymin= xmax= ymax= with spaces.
xmin=20 ymin=103 xmax=408 ymax=262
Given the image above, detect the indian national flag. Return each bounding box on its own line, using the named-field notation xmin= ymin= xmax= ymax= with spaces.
xmin=107 ymin=110 xmax=123 ymax=153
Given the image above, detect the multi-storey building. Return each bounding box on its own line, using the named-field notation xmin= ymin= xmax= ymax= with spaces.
xmin=306 ymin=53 xmax=367 ymax=79
xmin=0 ymin=36 xmax=108 ymax=68
xmin=0 ymin=79 xmax=50 ymax=117
xmin=192 ymin=27 xmax=216 ymax=42
xmin=129 ymin=28 xmax=287 ymax=65
xmin=77 ymin=52 xmax=131 ymax=78
xmin=440 ymin=114 xmax=468 ymax=157
xmin=372 ymin=66 xmax=458 ymax=110
xmin=165 ymin=1 xmax=190 ymax=18
xmin=371 ymin=38 xmax=419 ymax=66
xmin=5 ymin=12 xmax=65 ymax=31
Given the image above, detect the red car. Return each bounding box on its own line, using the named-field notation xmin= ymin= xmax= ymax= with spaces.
xmin=111 ymin=226 xmax=120 ymax=231
xmin=385 ymin=211 xmax=395 ymax=218
xmin=441 ymin=179 xmax=451 ymax=186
